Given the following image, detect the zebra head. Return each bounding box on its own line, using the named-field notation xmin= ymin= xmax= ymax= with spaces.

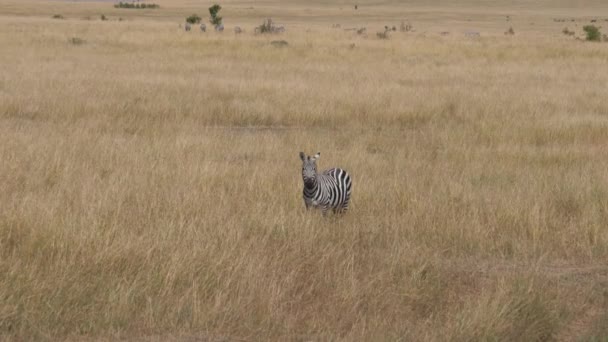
xmin=300 ymin=152 xmax=320 ymax=187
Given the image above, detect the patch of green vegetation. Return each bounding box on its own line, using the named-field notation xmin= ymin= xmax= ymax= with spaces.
xmin=114 ymin=2 xmax=159 ymax=9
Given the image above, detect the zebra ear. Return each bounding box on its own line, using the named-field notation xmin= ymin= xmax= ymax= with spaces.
xmin=299 ymin=152 xmax=306 ymax=161
xmin=313 ymin=152 xmax=320 ymax=160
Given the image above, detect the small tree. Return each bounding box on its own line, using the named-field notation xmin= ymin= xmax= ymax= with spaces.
xmin=209 ymin=4 xmax=222 ymax=27
xmin=186 ymin=14 xmax=202 ymax=24
xmin=583 ymin=25 xmax=601 ymax=41
xmin=400 ymin=21 xmax=413 ymax=32
xmin=257 ymin=18 xmax=274 ymax=33
xmin=377 ymin=27 xmax=390 ymax=39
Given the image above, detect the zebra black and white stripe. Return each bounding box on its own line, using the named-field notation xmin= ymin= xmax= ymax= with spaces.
xmin=300 ymin=152 xmax=352 ymax=215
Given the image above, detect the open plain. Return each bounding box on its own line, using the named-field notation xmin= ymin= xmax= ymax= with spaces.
xmin=1 ymin=0 xmax=608 ymax=340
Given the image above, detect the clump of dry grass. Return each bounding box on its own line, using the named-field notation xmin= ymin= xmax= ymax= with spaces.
xmin=1 ymin=0 xmax=608 ymax=340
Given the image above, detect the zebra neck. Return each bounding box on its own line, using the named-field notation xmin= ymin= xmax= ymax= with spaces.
xmin=304 ymin=179 xmax=318 ymax=191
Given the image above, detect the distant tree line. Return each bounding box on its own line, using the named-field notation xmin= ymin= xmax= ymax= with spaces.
xmin=114 ymin=2 xmax=160 ymax=9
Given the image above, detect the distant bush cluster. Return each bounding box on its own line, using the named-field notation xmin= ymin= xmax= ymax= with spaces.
xmin=209 ymin=4 xmax=222 ymax=27
xmin=562 ymin=27 xmax=575 ymax=36
xmin=270 ymin=40 xmax=288 ymax=47
xmin=255 ymin=18 xmax=285 ymax=34
xmin=562 ymin=25 xmax=607 ymax=42
xmin=114 ymin=2 xmax=159 ymax=9
xmin=583 ymin=25 xmax=601 ymax=41
xmin=186 ymin=14 xmax=202 ymax=24
xmin=69 ymin=37 xmax=85 ymax=45
xmin=400 ymin=21 xmax=413 ymax=32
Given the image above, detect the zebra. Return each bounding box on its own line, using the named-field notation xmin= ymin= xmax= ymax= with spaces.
xmin=215 ymin=24 xmax=224 ymax=32
xmin=184 ymin=23 xmax=191 ymax=31
xmin=299 ymin=152 xmax=352 ymax=215
xmin=234 ymin=26 xmax=242 ymax=34
xmin=200 ymin=23 xmax=206 ymax=32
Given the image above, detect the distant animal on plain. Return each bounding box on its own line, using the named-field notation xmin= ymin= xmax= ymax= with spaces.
xmin=299 ymin=152 xmax=352 ymax=215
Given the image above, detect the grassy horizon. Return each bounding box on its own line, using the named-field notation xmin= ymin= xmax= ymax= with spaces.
xmin=1 ymin=0 xmax=608 ymax=340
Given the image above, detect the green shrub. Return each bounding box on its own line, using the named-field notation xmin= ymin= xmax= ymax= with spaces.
xmin=208 ymin=4 xmax=222 ymax=27
xmin=377 ymin=29 xmax=390 ymax=39
xmin=52 ymin=14 xmax=64 ymax=19
xmin=270 ymin=40 xmax=288 ymax=47
xmin=583 ymin=25 xmax=601 ymax=41
xmin=100 ymin=14 xmax=108 ymax=21
xmin=255 ymin=18 xmax=284 ymax=34
xmin=186 ymin=14 xmax=202 ymax=24
xmin=114 ymin=2 xmax=159 ymax=9
xmin=400 ymin=21 xmax=413 ymax=32
xmin=69 ymin=37 xmax=85 ymax=45
xmin=257 ymin=18 xmax=274 ymax=34
xmin=562 ymin=27 xmax=574 ymax=36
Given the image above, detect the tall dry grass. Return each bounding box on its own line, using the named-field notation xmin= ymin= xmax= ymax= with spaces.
xmin=1 ymin=1 xmax=608 ymax=340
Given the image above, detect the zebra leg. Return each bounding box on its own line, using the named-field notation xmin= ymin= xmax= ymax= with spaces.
xmin=340 ymin=198 xmax=350 ymax=214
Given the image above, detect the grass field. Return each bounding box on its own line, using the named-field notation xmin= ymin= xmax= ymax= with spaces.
xmin=1 ymin=0 xmax=608 ymax=340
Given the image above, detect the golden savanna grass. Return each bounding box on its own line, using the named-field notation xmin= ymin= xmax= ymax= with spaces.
xmin=1 ymin=0 xmax=608 ymax=340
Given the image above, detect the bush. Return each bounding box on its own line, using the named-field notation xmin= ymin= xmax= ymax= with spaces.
xmin=52 ymin=14 xmax=64 ymax=19
xmin=69 ymin=37 xmax=85 ymax=45
xmin=114 ymin=2 xmax=159 ymax=9
xmin=505 ymin=26 xmax=515 ymax=35
xmin=376 ymin=26 xmax=392 ymax=39
xmin=186 ymin=14 xmax=202 ymax=24
xmin=257 ymin=18 xmax=274 ymax=33
xmin=100 ymin=14 xmax=108 ymax=21
xmin=270 ymin=40 xmax=288 ymax=47
xmin=583 ymin=25 xmax=601 ymax=41
xmin=400 ymin=21 xmax=413 ymax=32
xmin=377 ymin=30 xmax=389 ymax=39
xmin=255 ymin=18 xmax=284 ymax=34
xmin=562 ymin=27 xmax=575 ymax=36
xmin=209 ymin=4 xmax=222 ymax=27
